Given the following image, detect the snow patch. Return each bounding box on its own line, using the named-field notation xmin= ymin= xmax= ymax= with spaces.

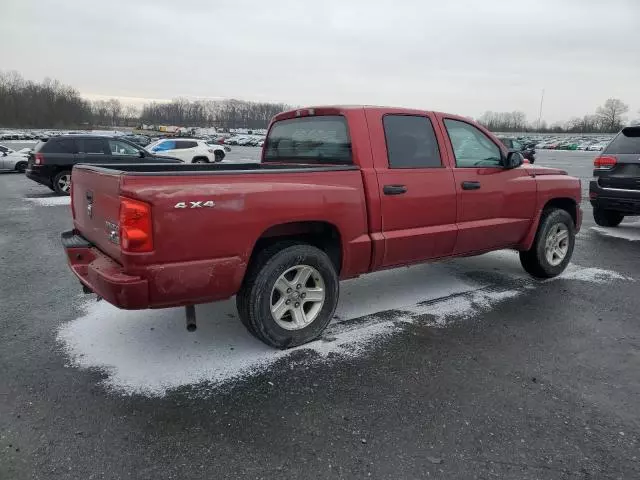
xmin=56 ymin=252 xmax=631 ymax=397
xmin=25 ymin=196 xmax=71 ymax=206
xmin=591 ymin=223 xmax=640 ymax=242
xmin=557 ymin=266 xmax=632 ymax=283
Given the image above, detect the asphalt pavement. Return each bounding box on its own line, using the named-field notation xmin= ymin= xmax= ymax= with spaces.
xmin=1 ymin=150 xmax=639 ymax=479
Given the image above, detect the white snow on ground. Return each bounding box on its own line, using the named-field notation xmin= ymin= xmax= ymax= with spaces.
xmin=57 ymin=252 xmax=632 ymax=397
xmin=591 ymin=222 xmax=640 ymax=242
xmin=25 ymin=196 xmax=71 ymax=206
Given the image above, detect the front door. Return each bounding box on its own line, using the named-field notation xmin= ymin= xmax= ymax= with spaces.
xmin=107 ymin=139 xmax=144 ymax=163
xmin=440 ymin=118 xmax=536 ymax=255
xmin=367 ymin=111 xmax=458 ymax=267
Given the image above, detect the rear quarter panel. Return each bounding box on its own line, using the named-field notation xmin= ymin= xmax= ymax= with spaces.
xmin=119 ymin=169 xmax=371 ymax=302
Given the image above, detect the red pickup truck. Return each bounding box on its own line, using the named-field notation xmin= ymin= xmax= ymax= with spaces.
xmin=62 ymin=106 xmax=582 ymax=348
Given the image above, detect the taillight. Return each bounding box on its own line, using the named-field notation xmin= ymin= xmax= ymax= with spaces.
xmin=594 ymin=155 xmax=617 ymax=170
xmin=34 ymin=153 xmax=44 ymax=165
xmin=119 ymin=197 xmax=153 ymax=252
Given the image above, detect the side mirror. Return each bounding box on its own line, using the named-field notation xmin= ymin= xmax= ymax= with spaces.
xmin=504 ymin=151 xmax=523 ymax=169
xmin=138 ymin=150 xmax=146 ymax=158
xmin=2 ymin=152 xmax=6 ymax=157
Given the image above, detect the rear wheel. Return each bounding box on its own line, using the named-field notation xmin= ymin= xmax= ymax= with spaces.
xmin=236 ymin=243 xmax=339 ymax=348
xmin=593 ymin=207 xmax=624 ymax=227
xmin=53 ymin=170 xmax=72 ymax=195
xmin=519 ymin=208 xmax=575 ymax=279
xmin=192 ymin=157 xmax=208 ymax=164
xmin=15 ymin=161 xmax=27 ymax=173
xmin=214 ymin=151 xmax=224 ymax=162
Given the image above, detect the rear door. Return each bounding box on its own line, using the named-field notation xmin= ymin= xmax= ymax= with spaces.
xmin=174 ymin=140 xmax=199 ymax=162
xmin=596 ymin=127 xmax=640 ymax=191
xmin=78 ymin=137 xmax=111 ymax=164
xmin=367 ymin=110 xmax=458 ymax=267
xmin=439 ymin=116 xmax=536 ymax=255
xmin=40 ymin=137 xmax=80 ymax=168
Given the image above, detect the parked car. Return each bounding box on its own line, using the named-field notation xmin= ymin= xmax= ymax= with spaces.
xmin=146 ymin=138 xmax=226 ymax=163
xmin=498 ymin=137 xmax=536 ymax=163
xmin=587 ymin=142 xmax=607 ymax=151
xmin=0 ymin=149 xmax=28 ymax=173
xmin=589 ymin=126 xmax=640 ymax=227
xmin=62 ymin=106 xmax=582 ymax=348
xmin=26 ymin=135 xmax=182 ymax=195
xmin=123 ymin=134 xmax=151 ymax=147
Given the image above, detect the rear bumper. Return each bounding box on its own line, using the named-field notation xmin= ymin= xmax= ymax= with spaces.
xmin=26 ymin=167 xmax=53 ymax=187
xmin=62 ymin=231 xmax=149 ymax=309
xmin=61 ymin=230 xmax=245 ymax=310
xmin=589 ymin=181 xmax=640 ymax=215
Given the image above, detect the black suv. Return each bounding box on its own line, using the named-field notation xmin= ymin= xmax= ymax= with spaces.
xmin=589 ymin=126 xmax=640 ymax=226
xmin=26 ymin=135 xmax=182 ymax=195
xmin=498 ymin=137 xmax=536 ymax=163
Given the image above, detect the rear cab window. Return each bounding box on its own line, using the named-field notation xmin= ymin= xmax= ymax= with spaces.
xmin=604 ymin=127 xmax=640 ymax=154
xmin=383 ymin=115 xmax=441 ymax=168
xmin=263 ymin=116 xmax=351 ymax=164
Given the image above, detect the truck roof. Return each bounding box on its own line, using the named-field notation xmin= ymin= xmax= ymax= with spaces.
xmin=273 ymin=105 xmax=468 ymax=122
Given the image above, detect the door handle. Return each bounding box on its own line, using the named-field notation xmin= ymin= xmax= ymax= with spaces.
xmin=383 ymin=185 xmax=407 ymax=195
xmin=461 ymin=181 xmax=481 ymax=190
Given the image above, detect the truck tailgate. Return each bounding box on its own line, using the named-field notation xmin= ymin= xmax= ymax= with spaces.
xmin=72 ymin=167 xmax=123 ymax=263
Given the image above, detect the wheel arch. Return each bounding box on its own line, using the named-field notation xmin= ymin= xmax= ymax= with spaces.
xmin=247 ymin=221 xmax=343 ymax=276
xmin=520 ymin=197 xmax=578 ymax=251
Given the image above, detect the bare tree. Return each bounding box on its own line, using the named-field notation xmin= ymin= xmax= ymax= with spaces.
xmin=596 ymin=98 xmax=629 ymax=132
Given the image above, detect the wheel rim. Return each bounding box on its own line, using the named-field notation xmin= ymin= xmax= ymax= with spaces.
xmin=270 ymin=265 xmax=325 ymax=331
xmin=57 ymin=174 xmax=71 ymax=193
xmin=544 ymin=223 xmax=569 ymax=266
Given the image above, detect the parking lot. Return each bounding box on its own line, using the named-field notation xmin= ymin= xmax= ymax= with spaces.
xmin=1 ymin=149 xmax=639 ymax=479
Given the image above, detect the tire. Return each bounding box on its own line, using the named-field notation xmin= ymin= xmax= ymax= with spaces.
xmin=52 ymin=170 xmax=72 ymax=195
xmin=15 ymin=161 xmax=27 ymax=173
xmin=214 ymin=151 xmax=224 ymax=162
xmin=236 ymin=243 xmax=339 ymax=348
xmin=192 ymin=157 xmax=208 ymax=164
xmin=519 ymin=208 xmax=575 ymax=279
xmin=593 ymin=207 xmax=624 ymax=227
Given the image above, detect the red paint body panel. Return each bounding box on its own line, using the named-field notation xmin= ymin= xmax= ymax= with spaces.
xmin=65 ymin=106 xmax=582 ymax=311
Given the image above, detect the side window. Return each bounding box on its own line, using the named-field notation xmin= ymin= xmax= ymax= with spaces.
xmin=383 ymin=115 xmax=442 ymax=168
xmin=153 ymin=140 xmax=175 ymax=152
xmin=0 ymin=146 xmax=8 ymax=153
xmin=43 ymin=138 xmax=79 ymax=154
xmin=83 ymin=138 xmax=109 ymax=155
xmin=444 ymin=119 xmax=502 ymax=168
xmin=109 ymin=140 xmax=139 ymax=156
xmin=175 ymin=140 xmax=198 ymax=149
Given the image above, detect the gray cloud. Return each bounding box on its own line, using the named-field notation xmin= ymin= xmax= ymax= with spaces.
xmin=3 ymin=0 xmax=639 ymax=122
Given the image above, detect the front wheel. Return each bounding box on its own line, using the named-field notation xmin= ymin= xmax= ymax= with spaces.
xmin=53 ymin=170 xmax=72 ymax=195
xmin=593 ymin=207 xmax=624 ymax=227
xmin=519 ymin=208 xmax=575 ymax=279
xmin=236 ymin=243 xmax=339 ymax=348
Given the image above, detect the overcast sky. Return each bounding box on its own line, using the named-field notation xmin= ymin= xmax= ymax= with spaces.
xmin=3 ymin=0 xmax=639 ymax=123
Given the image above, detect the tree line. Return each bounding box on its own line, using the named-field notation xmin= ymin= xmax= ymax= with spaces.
xmin=1 ymin=71 xmax=637 ymax=132
xmin=0 ymin=71 xmax=291 ymax=130
xmin=477 ymin=98 xmax=633 ymax=133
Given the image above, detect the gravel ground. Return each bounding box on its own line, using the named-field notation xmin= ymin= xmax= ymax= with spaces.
xmin=1 ymin=149 xmax=639 ymax=479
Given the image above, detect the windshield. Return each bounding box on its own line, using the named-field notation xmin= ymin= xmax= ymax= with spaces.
xmin=263 ymin=116 xmax=351 ymax=164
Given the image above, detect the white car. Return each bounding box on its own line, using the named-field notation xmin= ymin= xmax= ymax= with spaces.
xmin=146 ymin=138 xmax=226 ymax=163
xmin=586 ymin=142 xmax=607 ymax=151
xmin=0 ymin=144 xmax=28 ymax=172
